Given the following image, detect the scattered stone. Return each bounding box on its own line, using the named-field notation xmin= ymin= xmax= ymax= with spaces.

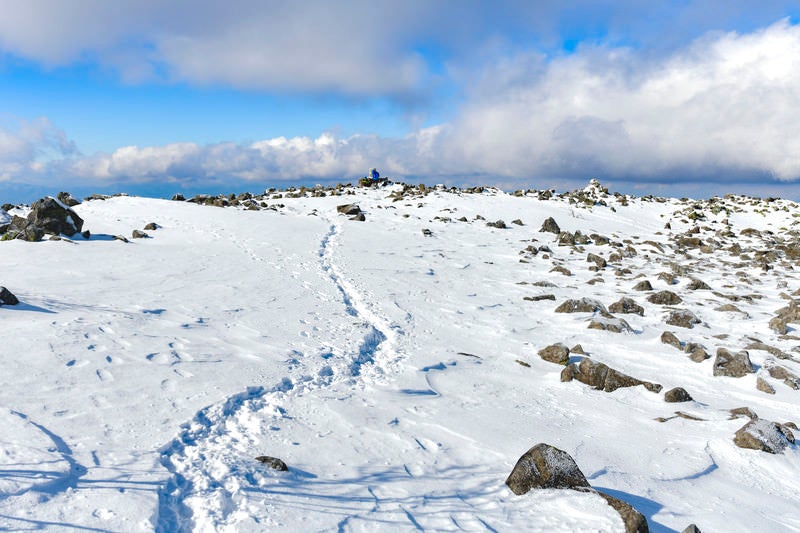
xmin=486 ymin=220 xmax=507 ymax=229
xmin=538 ymin=343 xmax=570 ymax=365
xmin=769 ymin=316 xmax=788 ymax=334
xmin=516 ymin=359 xmax=531 ymax=367
xmin=132 ymin=230 xmax=149 ymax=239
xmin=713 ymin=349 xmax=754 ymax=378
xmin=561 ymin=358 xmax=662 ymax=393
xmin=571 ymin=344 xmax=586 ymax=355
xmin=0 ymin=286 xmax=19 ymax=306
xmin=687 ymin=278 xmax=711 ymax=290
xmin=586 ymin=253 xmax=607 ymax=269
xmin=665 ymin=310 xmax=701 ymax=329
xmin=56 ymin=191 xmax=80 ymax=207
xmin=350 ymin=212 xmax=366 ymax=221
xmin=171 ymin=193 xmax=186 ymax=201
xmin=609 ymin=297 xmax=644 ymax=316
xmin=684 ymin=343 xmax=710 ymax=363
xmin=733 ymin=419 xmax=795 ymax=454
xmin=539 ymin=217 xmax=561 ymax=234
xmin=756 ymin=376 xmax=776 ymax=395
xmin=633 ymin=280 xmax=653 ymax=291
xmin=549 ymin=266 xmax=572 ymax=276
xmin=511 ymin=219 xmax=524 ymax=226
xmin=729 ymin=407 xmax=759 ymax=420
xmin=682 ymin=525 xmax=702 ymax=533
xmin=336 ymin=203 xmax=362 ymax=216
xmin=113 ymin=235 xmax=129 ymax=243
xmin=555 ymin=298 xmax=607 ymax=314
xmin=523 ymin=294 xmax=556 ymax=302
xmin=657 ymin=272 xmax=677 ymax=285
xmin=647 ymin=290 xmax=682 ymax=305
xmin=660 ymin=331 xmax=682 ymax=350
xmin=505 ymin=443 xmax=590 ymax=495
xmin=664 ymin=387 xmax=693 ymax=403
xmin=587 ymin=317 xmax=632 ymax=333
xmin=764 ymin=359 xmax=800 ymax=389
xmin=255 ymin=455 xmax=289 ymax=471
xmin=421 ymin=228 xmax=433 ymax=237
xmin=143 ymin=222 xmax=159 ymax=231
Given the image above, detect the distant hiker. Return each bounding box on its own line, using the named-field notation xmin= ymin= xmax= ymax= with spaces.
xmin=369 ymin=168 xmax=380 ymax=182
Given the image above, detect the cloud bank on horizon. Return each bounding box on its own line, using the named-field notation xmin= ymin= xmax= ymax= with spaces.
xmin=1 ymin=1 xmax=800 ymax=195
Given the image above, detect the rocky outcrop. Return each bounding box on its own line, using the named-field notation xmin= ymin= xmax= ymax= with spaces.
xmin=539 ymin=217 xmax=560 ymax=234
xmin=1 ymin=197 xmax=84 ymax=241
xmin=713 ymin=349 xmax=754 ymax=378
xmin=561 ymin=358 xmax=662 ymax=393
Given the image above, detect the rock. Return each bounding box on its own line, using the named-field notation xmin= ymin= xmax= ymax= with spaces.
xmin=28 ymin=197 xmax=84 ymax=236
xmin=664 ymin=387 xmax=693 ymax=402
xmin=633 ymin=280 xmax=653 ymax=291
xmin=0 ymin=286 xmax=19 ymax=306
xmin=713 ymin=349 xmax=754 ymax=378
xmin=421 ymin=228 xmax=433 ymax=237
xmin=171 ymin=193 xmax=186 ymax=201
xmin=609 ymin=297 xmax=644 ymax=316
xmin=764 ymin=360 xmax=800 ymax=389
xmin=587 ymin=253 xmax=607 ymax=269
xmin=56 ymin=191 xmax=80 ymax=207
xmin=587 ymin=317 xmax=632 ymax=333
xmin=336 ymin=203 xmax=362 ymax=216
xmin=557 ymin=231 xmax=575 ymax=246
xmin=538 ymin=343 xmax=570 ymax=365
xmin=769 ymin=316 xmax=788 ymax=334
xmin=571 ymin=344 xmax=586 ymax=355
xmin=132 ymin=230 xmax=149 ymax=239
xmin=595 ymin=491 xmax=650 ymax=533
xmin=539 ymin=217 xmax=561 ymax=234
xmin=511 ymin=219 xmax=524 ymax=226
xmin=756 ymin=376 xmax=776 ymax=395
xmin=486 ymin=220 xmax=506 ymax=229
xmin=657 ymin=272 xmax=677 ymax=285
xmin=114 ymin=235 xmax=129 ymax=243
xmin=549 ymin=265 xmax=572 ymax=276
xmin=505 ymin=443 xmax=590 ymax=495
xmin=523 ymin=294 xmax=556 ymax=301
xmin=681 ymin=524 xmax=702 ymax=533
xmin=733 ymin=419 xmax=795 ymax=454
xmin=660 ymin=331 xmax=682 ymax=349
xmin=555 ymin=298 xmax=607 ymax=314
xmin=687 ymin=278 xmax=711 ymax=290
xmin=729 ymin=406 xmax=759 ymax=420
xmin=647 ymin=290 xmax=682 ymax=305
xmin=143 ymin=222 xmax=159 ymax=231
xmin=255 ymin=455 xmax=288 ymax=471
xmin=684 ymin=343 xmax=710 ymax=363
xmin=561 ymin=358 xmax=661 ymax=393
xmin=665 ymin=310 xmax=700 ymax=329
xmin=350 ymin=212 xmax=366 ymax=222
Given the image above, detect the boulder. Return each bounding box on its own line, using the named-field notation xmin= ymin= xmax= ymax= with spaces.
xmin=664 ymin=387 xmax=692 ymax=403
xmin=633 ymin=280 xmax=653 ymax=291
xmin=561 ymin=358 xmax=662 ymax=393
xmin=28 ymin=197 xmax=84 ymax=236
xmin=587 ymin=253 xmax=607 ymax=269
xmin=486 ymin=220 xmax=506 ymax=229
xmin=647 ymin=290 xmax=682 ymax=305
xmin=132 ymin=230 xmax=149 ymax=239
xmin=756 ymin=376 xmax=776 ymax=395
xmin=733 ymin=419 xmax=795 ymax=454
xmin=538 ymin=343 xmax=570 ymax=365
xmin=171 ymin=193 xmax=186 ymax=201
xmin=505 ymin=443 xmax=590 ymax=495
xmin=587 ymin=317 xmax=632 ymax=333
xmin=539 ymin=217 xmax=561 ymax=234
xmin=336 ymin=203 xmax=362 ymax=216
xmin=56 ymin=191 xmax=80 ymax=207
xmin=143 ymin=222 xmax=159 ymax=231
xmin=764 ymin=360 xmax=800 ymax=389
xmin=255 ymin=455 xmax=288 ymax=471
xmin=684 ymin=343 xmax=710 ymax=363
xmin=555 ymin=298 xmax=607 ymax=314
xmin=609 ymin=297 xmax=644 ymax=316
xmin=713 ymin=349 xmax=754 ymax=378
xmin=665 ymin=310 xmax=700 ymax=329
xmin=682 ymin=524 xmax=702 ymax=533
xmin=660 ymin=331 xmax=682 ymax=349
xmin=595 ymin=491 xmax=650 ymax=533
xmin=0 ymin=286 xmax=19 ymax=306
xmin=687 ymin=278 xmax=711 ymax=290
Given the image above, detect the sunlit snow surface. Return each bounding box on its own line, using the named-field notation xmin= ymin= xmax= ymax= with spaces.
xmin=1 ymin=185 xmax=799 ymax=532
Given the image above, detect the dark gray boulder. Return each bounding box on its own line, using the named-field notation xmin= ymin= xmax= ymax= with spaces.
xmin=555 ymin=298 xmax=607 ymax=314
xmin=505 ymin=443 xmax=590 ymax=495
xmin=539 ymin=217 xmax=560 ymax=234
xmin=633 ymin=280 xmax=653 ymax=291
xmin=647 ymin=290 xmax=682 ymax=305
xmin=0 ymin=286 xmax=19 ymax=306
xmin=336 ymin=203 xmax=362 ymax=216
xmin=56 ymin=191 xmax=80 ymax=207
xmin=28 ymin=197 xmax=84 ymax=236
xmin=132 ymin=230 xmax=149 ymax=239
xmin=665 ymin=310 xmax=700 ymax=328
xmin=664 ymin=387 xmax=693 ymax=403
xmin=255 ymin=455 xmax=288 ymax=471
xmin=713 ymin=349 xmax=754 ymax=378
xmin=681 ymin=525 xmax=702 ymax=533
xmin=594 ymin=491 xmax=650 ymax=533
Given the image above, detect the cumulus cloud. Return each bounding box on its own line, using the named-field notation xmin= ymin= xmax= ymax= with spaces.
xmin=0 ymin=117 xmax=76 ymax=181
xmin=7 ymin=20 xmax=800 ymax=191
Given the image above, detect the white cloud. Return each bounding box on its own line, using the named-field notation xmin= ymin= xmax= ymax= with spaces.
xmin=0 ymin=117 xmax=76 ymax=181
xmin=7 ymin=20 xmax=800 ymax=190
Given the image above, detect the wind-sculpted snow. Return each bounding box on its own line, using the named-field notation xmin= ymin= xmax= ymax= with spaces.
xmin=1 ymin=185 xmax=800 ymax=531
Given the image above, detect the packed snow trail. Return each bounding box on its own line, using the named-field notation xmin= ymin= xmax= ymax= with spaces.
xmin=156 ymin=214 xmax=403 ymax=531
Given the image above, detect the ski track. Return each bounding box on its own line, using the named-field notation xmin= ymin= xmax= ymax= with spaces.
xmin=156 ymin=217 xmax=402 ymax=531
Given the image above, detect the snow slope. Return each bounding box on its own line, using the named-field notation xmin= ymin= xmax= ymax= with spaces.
xmin=1 ymin=184 xmax=799 ymax=532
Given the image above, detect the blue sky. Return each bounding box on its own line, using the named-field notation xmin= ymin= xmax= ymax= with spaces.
xmin=2 ymin=1 xmax=800 ymax=201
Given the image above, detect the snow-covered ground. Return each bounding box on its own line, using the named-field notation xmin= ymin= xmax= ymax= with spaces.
xmin=1 ymin=183 xmax=799 ymax=532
